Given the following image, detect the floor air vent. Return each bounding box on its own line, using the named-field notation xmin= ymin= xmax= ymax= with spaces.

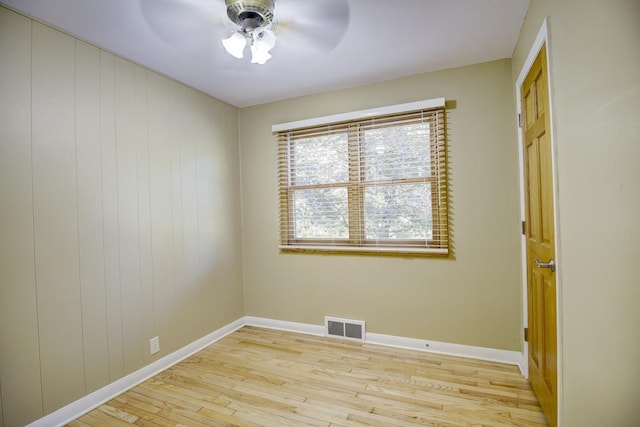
xmin=325 ymin=317 xmax=366 ymax=341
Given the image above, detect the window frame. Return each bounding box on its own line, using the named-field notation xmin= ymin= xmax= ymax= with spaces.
xmin=274 ymin=98 xmax=448 ymax=256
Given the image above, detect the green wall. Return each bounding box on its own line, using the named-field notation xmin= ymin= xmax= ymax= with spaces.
xmin=239 ymin=59 xmax=523 ymax=351
xmin=513 ymin=0 xmax=640 ymax=424
xmin=0 ymin=7 xmax=245 ymax=426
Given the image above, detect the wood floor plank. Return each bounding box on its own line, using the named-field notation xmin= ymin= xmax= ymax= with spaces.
xmin=67 ymin=326 xmax=547 ymax=426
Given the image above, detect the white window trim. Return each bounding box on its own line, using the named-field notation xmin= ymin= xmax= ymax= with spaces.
xmin=272 ymin=97 xmax=445 ymax=133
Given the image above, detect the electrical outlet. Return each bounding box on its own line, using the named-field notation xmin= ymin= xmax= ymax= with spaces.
xmin=150 ymin=336 xmax=160 ymax=355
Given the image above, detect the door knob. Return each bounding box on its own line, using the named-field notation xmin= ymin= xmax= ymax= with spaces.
xmin=535 ymin=258 xmax=555 ymax=273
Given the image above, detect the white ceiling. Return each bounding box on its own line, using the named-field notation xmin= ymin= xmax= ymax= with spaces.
xmin=1 ymin=0 xmax=530 ymax=107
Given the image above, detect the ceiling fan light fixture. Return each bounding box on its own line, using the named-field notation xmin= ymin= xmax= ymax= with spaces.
xmin=250 ymin=44 xmax=272 ymax=64
xmin=223 ymin=0 xmax=276 ymax=64
xmin=253 ymin=27 xmax=276 ymax=51
xmin=250 ymin=28 xmax=275 ymax=64
xmin=222 ymin=31 xmax=247 ymax=58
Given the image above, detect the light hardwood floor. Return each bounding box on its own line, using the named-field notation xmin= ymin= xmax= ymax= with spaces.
xmin=68 ymin=326 xmax=548 ymax=426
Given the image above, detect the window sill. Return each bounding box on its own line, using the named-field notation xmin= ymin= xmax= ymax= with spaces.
xmin=279 ymin=245 xmax=449 ymax=258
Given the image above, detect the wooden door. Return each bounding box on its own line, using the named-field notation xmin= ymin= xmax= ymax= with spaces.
xmin=521 ymin=44 xmax=557 ymax=427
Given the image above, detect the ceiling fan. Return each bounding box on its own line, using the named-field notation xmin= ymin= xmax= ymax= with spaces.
xmin=222 ymin=0 xmax=277 ymax=64
xmin=138 ymin=0 xmax=350 ymax=65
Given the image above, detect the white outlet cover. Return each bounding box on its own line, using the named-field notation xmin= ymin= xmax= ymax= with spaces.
xmin=150 ymin=336 xmax=160 ymax=355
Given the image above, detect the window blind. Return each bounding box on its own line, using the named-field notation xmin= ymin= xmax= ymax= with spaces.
xmin=276 ymin=106 xmax=448 ymax=255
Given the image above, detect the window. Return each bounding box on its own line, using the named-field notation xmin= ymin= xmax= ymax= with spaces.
xmin=275 ymin=99 xmax=448 ymax=255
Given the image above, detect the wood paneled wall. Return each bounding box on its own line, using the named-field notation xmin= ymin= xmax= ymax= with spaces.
xmin=0 ymin=7 xmax=244 ymax=426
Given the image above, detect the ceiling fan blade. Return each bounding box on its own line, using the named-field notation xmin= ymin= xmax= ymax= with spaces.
xmin=138 ymin=0 xmax=229 ymax=49
xmin=274 ymin=0 xmax=350 ymax=52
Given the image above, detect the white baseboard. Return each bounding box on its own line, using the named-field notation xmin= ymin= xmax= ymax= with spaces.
xmin=29 ymin=316 xmax=525 ymax=426
xmin=519 ymin=343 xmax=529 ymax=377
xmin=246 ymin=316 xmax=522 ymax=367
xmin=27 ymin=317 xmax=245 ymax=427
xmin=244 ymin=315 xmax=325 ymax=336
xmin=366 ymin=332 xmax=521 ymax=366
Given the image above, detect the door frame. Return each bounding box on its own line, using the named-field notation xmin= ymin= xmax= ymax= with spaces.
xmin=514 ymin=18 xmax=563 ymax=426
